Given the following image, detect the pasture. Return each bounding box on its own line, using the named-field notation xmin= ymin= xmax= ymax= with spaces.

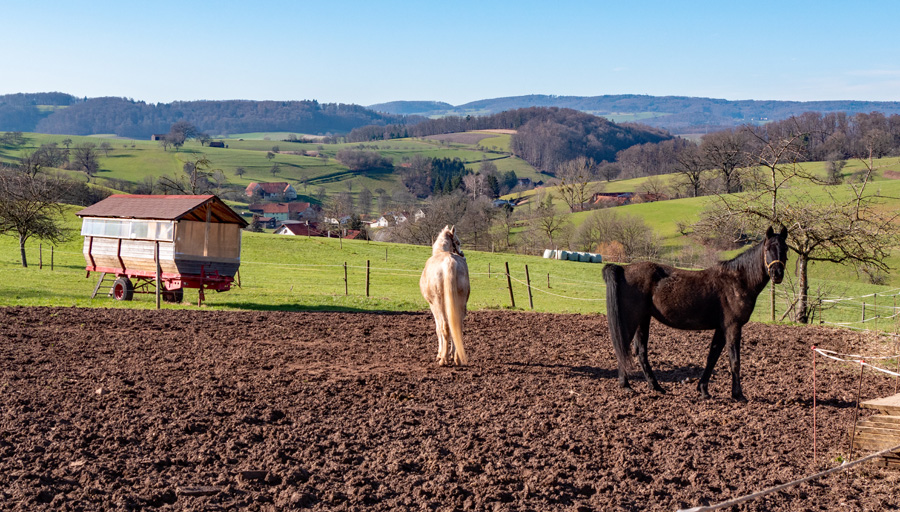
xmin=3 ymin=205 xmax=900 ymax=333
xmin=0 ymin=132 xmax=543 ymax=204
xmin=2 ymin=307 xmax=899 ymax=510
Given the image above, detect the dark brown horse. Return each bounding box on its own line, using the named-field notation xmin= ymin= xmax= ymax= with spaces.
xmin=602 ymin=226 xmax=788 ymax=400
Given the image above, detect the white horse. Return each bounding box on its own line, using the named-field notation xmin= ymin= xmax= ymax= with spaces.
xmin=420 ymin=225 xmax=470 ymax=366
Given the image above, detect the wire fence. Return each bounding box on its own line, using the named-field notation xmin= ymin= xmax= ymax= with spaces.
xmin=14 ymin=245 xmax=900 ymax=339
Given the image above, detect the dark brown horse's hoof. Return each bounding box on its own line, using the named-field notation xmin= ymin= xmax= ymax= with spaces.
xmin=619 ymin=384 xmax=637 ymax=395
xmin=651 ymin=385 xmax=667 ymax=394
xmin=732 ymin=394 xmax=748 ymax=402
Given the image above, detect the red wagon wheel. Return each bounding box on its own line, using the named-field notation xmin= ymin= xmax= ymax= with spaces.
xmin=112 ymin=277 xmax=134 ymax=301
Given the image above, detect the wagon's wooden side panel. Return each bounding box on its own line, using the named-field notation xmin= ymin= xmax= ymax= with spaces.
xmin=83 ymin=237 xmax=178 ymax=273
xmin=172 ymin=221 xmax=242 ymax=277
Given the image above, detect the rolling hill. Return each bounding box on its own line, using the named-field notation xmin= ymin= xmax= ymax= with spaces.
xmin=367 ymin=94 xmax=900 ymax=134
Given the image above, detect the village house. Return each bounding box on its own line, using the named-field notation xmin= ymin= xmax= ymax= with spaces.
xmin=255 ymin=216 xmax=277 ymax=229
xmin=245 ymin=182 xmax=298 ymax=201
xmin=247 ymin=202 xmax=313 ymax=222
xmin=275 ymin=221 xmax=324 ymax=237
xmin=372 ymin=212 xmax=406 ymax=228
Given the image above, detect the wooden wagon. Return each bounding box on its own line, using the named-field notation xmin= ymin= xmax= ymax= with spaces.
xmin=76 ymin=194 xmax=248 ymax=305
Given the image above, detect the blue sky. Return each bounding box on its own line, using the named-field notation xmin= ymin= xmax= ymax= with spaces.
xmin=3 ymin=0 xmax=899 ymax=106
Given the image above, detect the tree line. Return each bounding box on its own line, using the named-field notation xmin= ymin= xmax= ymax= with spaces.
xmin=347 ymin=107 xmax=671 ymax=172
xmin=27 ymin=97 xmax=407 ymax=139
xmin=612 ymin=111 xmax=900 ymax=197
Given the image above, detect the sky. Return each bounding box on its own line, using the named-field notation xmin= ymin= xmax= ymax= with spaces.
xmin=4 ymin=0 xmax=900 ymax=106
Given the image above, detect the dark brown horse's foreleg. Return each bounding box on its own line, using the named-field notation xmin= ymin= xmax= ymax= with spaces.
xmin=634 ymin=318 xmax=665 ymax=393
xmin=726 ymin=327 xmax=745 ymax=401
xmin=698 ymin=328 xmax=727 ymax=399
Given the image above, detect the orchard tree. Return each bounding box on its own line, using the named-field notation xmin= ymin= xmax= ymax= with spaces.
xmin=71 ymin=143 xmax=100 ymax=181
xmin=0 ymin=166 xmax=73 ymax=267
xmin=555 ymin=156 xmax=597 ymax=212
xmin=696 ymin=123 xmax=900 ymax=323
xmin=167 ymin=121 xmax=199 ymax=150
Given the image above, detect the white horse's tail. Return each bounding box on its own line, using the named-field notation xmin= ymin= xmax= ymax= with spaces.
xmin=444 ymin=260 xmax=468 ymax=365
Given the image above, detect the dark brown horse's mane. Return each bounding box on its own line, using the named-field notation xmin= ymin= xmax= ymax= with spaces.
xmin=717 ymin=239 xmax=767 ymax=286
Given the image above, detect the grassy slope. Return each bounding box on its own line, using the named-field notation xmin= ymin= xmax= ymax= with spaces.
xmin=3 ymin=132 xmax=900 ymax=327
xmin=0 ymin=133 xmax=543 ymax=208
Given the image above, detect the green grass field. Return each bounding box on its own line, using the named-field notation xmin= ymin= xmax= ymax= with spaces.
xmin=4 ymin=131 xmax=900 ymax=334
xmin=2 ymin=204 xmax=900 ymax=335
xmin=0 ymin=132 xmax=543 ymax=208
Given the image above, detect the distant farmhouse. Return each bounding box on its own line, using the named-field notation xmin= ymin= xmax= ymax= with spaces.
xmin=275 ymin=221 xmax=324 ymax=237
xmin=245 ymin=182 xmax=298 ymax=201
xmin=371 ymin=209 xmax=425 ymax=228
xmin=247 ymin=202 xmax=313 ymax=222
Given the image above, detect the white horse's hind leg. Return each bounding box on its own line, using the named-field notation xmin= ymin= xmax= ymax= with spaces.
xmin=429 ymin=303 xmax=449 ymax=365
xmin=438 ymin=310 xmax=453 ymax=365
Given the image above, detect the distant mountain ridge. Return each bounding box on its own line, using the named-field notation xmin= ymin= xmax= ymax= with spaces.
xmin=4 ymin=92 xmax=900 ymax=138
xmin=0 ymin=93 xmax=406 ymax=138
xmin=367 ymin=94 xmax=900 ymax=134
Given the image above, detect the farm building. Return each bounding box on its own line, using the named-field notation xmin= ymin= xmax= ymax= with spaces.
xmin=275 ymin=221 xmax=324 ymax=237
xmin=75 ymin=195 xmax=248 ymax=303
xmin=247 ymin=201 xmax=313 ymax=221
xmin=245 ymin=182 xmax=298 ymax=201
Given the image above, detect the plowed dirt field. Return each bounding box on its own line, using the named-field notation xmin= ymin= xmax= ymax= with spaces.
xmin=1 ymin=307 xmax=899 ymax=511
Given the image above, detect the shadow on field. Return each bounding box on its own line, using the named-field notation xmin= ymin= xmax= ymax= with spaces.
xmin=570 ymin=363 xmax=705 ymax=384
xmin=216 ymin=301 xmax=427 ymax=315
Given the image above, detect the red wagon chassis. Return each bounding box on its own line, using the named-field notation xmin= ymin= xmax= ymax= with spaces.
xmin=87 ymin=265 xmax=235 ymax=303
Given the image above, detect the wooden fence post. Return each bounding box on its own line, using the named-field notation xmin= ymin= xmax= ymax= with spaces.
xmin=366 ymin=260 xmax=370 ymax=297
xmin=51 ymin=246 xmax=54 ymax=271
xmin=770 ymin=286 xmax=775 ymax=322
xmin=525 ymin=264 xmax=533 ymax=310
xmin=344 ymin=262 xmax=348 ymax=296
xmin=155 ymin=241 xmax=161 ymax=310
xmin=874 ymin=293 xmax=878 ymax=332
xmin=505 ymin=262 xmax=515 ymax=308
xmin=547 ymin=272 xmax=551 ymax=289
xmin=39 ymin=244 xmax=43 ymax=270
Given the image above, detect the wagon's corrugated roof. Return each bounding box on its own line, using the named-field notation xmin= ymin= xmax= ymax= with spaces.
xmin=76 ymin=195 xmax=249 ymax=227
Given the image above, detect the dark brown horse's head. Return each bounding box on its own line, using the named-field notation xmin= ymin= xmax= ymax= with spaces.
xmin=764 ymin=226 xmax=788 ymax=284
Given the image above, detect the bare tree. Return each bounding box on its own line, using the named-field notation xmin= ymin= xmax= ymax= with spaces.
xmin=701 ymin=130 xmax=750 ymax=193
xmin=574 ymin=209 xmax=661 ymax=261
xmin=99 ymin=141 xmax=113 ymax=157
xmin=672 ymin=143 xmax=708 ymax=197
xmin=462 ymin=173 xmax=486 ymax=199
xmin=530 ymin=191 xmax=572 ymax=249
xmin=696 ymin=125 xmax=899 ymax=323
xmin=0 ymin=167 xmax=73 ymax=267
xmin=597 ymin=161 xmax=621 ymax=182
xmin=167 ymin=121 xmax=199 ymax=150
xmin=158 ymin=154 xmax=217 ymax=194
xmin=555 ymin=156 xmax=597 ymax=212
xmin=357 ymin=186 xmax=373 ymax=216
xmin=71 ymin=143 xmax=100 ymax=181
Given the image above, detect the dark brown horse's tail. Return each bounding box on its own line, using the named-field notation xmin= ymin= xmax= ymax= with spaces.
xmin=603 ymin=263 xmax=634 ymax=373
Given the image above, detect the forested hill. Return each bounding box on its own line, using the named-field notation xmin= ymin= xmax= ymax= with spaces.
xmin=0 ymin=92 xmax=80 ymax=132
xmin=0 ymin=94 xmax=408 ymax=138
xmin=367 ymin=100 xmax=453 ymax=115
xmin=369 ymin=94 xmax=900 ymax=134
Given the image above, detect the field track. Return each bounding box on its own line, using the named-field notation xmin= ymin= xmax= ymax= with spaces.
xmin=2 ymin=307 xmax=899 ymax=511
